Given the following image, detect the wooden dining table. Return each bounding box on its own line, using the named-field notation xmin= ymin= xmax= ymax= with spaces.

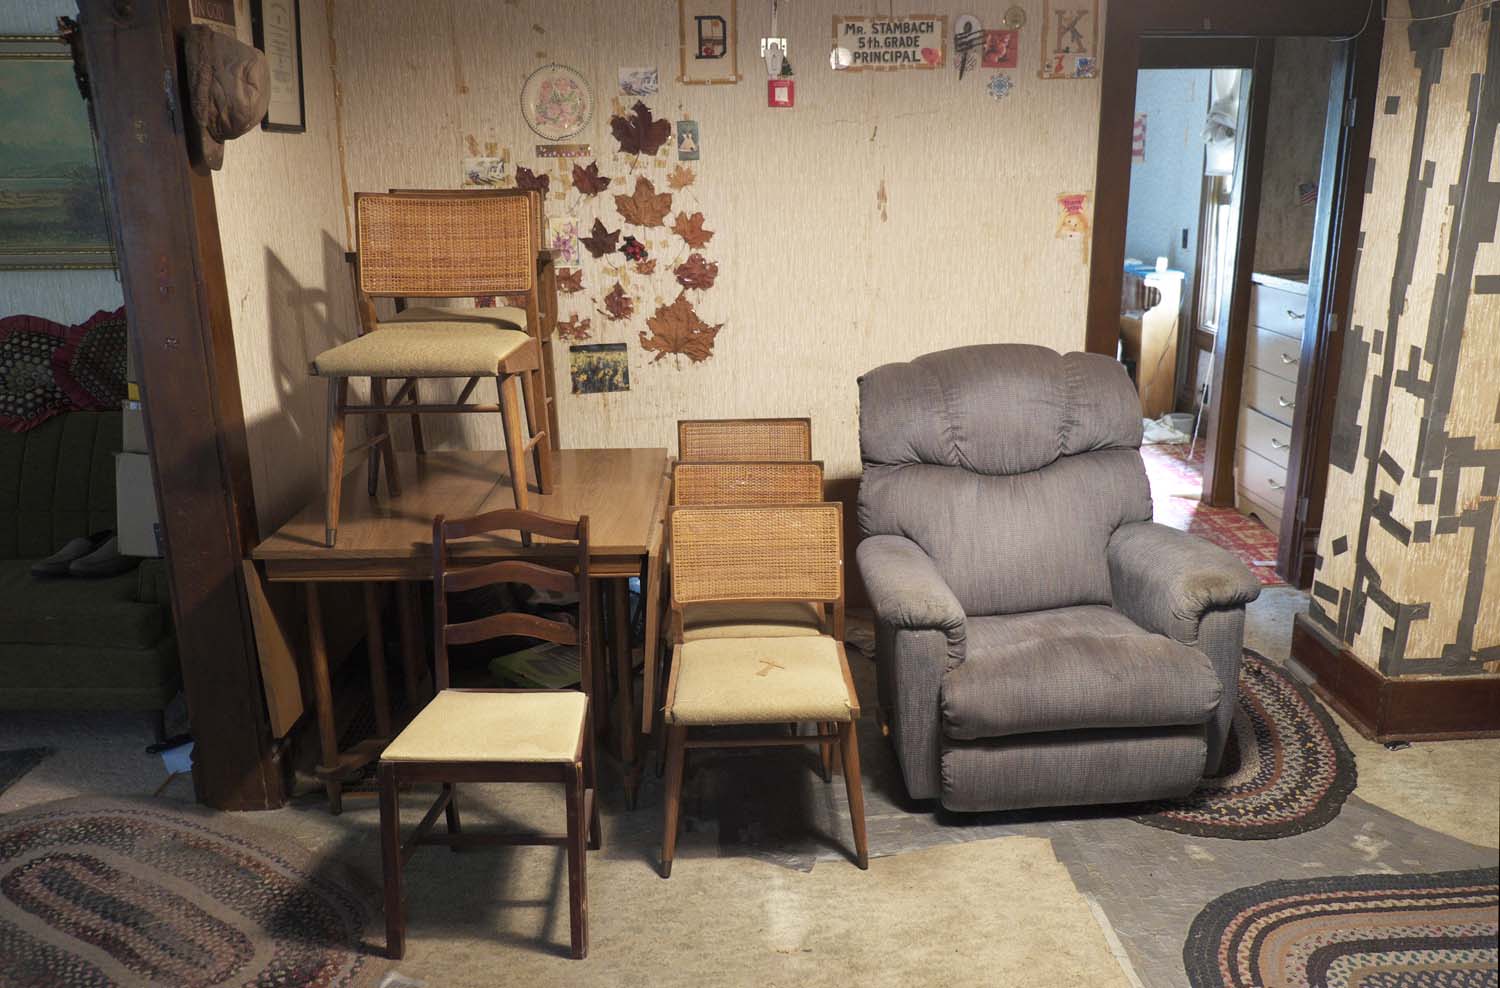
xmin=252 ymin=446 xmax=671 ymax=812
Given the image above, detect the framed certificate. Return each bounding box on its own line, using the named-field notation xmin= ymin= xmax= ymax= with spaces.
xmin=252 ymin=0 xmax=305 ymax=132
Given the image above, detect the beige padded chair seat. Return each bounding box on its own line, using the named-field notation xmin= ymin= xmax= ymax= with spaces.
xmin=388 ymin=304 xmax=529 ymax=331
xmin=666 ymin=635 xmax=855 ymax=726
xmin=681 ymin=601 xmax=824 ymax=641
xmin=382 ymin=689 xmax=586 ymax=763
xmin=312 ymin=323 xmax=532 ymax=377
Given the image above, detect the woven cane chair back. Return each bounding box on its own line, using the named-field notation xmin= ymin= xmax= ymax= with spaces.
xmin=671 ymin=461 xmax=823 ymax=507
xmin=356 ymin=192 xmax=535 ymax=298
xmin=668 ymin=502 xmax=842 ymax=606
xmin=677 ymin=418 xmax=812 ymax=462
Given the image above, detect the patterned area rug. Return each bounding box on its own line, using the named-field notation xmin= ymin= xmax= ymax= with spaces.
xmin=1137 ymin=651 xmax=1357 ymax=839
xmin=1141 ymin=442 xmax=1283 ymax=585
xmin=0 ymin=798 xmax=389 ymax=987
xmin=0 ymin=749 xmax=50 ymax=799
xmin=1184 ymin=868 xmax=1500 ymax=988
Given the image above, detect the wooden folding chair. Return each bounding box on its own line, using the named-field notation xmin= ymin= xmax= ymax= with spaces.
xmin=676 ymin=418 xmax=812 ymax=462
xmin=660 ymin=502 xmax=868 ymax=877
xmin=312 ymin=192 xmax=555 ymax=546
xmin=378 ymin=509 xmax=599 ymax=960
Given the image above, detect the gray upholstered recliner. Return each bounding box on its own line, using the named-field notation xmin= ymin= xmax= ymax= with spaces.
xmin=856 ymin=344 xmax=1261 ymax=812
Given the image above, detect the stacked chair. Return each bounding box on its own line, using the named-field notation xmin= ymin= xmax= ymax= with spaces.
xmin=656 ymin=418 xmax=869 ymax=877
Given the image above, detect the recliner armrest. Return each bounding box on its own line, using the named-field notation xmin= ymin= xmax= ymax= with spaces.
xmin=857 ymin=535 xmax=966 ymax=646
xmin=1107 ymin=521 xmax=1260 ymax=644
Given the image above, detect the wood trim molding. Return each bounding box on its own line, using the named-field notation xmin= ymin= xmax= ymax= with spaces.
xmin=1291 ymin=614 xmax=1500 ymax=742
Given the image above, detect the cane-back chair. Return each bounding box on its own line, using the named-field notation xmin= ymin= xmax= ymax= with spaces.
xmin=676 ymin=418 xmax=812 ymax=462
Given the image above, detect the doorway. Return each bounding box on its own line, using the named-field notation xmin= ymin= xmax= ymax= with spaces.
xmin=1099 ymin=26 xmax=1379 ymax=588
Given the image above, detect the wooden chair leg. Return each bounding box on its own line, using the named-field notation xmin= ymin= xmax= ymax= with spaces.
xmin=660 ymin=724 xmax=688 ymax=878
xmin=564 ymin=762 xmax=589 ymax=959
xmin=443 ymin=782 xmax=462 ymax=852
xmin=611 ymin=578 xmax=639 ymax=809
xmin=407 ymin=379 xmax=425 ymax=455
xmin=368 ymin=377 xmax=401 ymax=498
xmin=819 ymin=722 xmax=835 ymax=783
xmin=363 ymin=584 xmax=393 ymax=738
xmin=497 ymin=374 xmax=530 ymax=511
xmin=324 ymin=378 xmax=348 ymax=547
xmin=584 ymin=698 xmax=602 ymax=851
xmin=838 ymin=721 xmax=869 ymax=870
xmin=396 ymin=582 xmax=429 ymax=707
xmin=379 ymin=762 xmax=406 ymax=959
xmin=522 ymin=366 xmax=555 ymax=494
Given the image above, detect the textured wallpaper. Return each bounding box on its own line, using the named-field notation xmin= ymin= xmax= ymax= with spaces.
xmin=1308 ymin=0 xmax=1498 ymax=677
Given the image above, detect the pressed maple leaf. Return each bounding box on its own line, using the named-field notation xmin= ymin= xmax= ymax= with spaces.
xmin=614 ymin=176 xmax=673 ymax=228
xmin=556 ymin=267 xmax=584 ymax=294
xmin=674 ymin=253 xmax=719 ymax=290
xmin=639 ymin=293 xmax=722 ymax=363
xmin=671 ymin=211 xmax=714 ymax=249
xmin=580 ymin=218 xmax=620 ymax=258
xmin=572 ymin=160 xmax=611 ymax=196
xmin=667 ymin=165 xmax=696 ymax=190
xmin=599 ymin=283 xmax=635 ymax=321
xmin=634 ymin=258 xmax=657 ymax=275
xmin=556 ymin=314 xmax=592 ymax=340
xmin=514 ymin=166 xmax=549 ymax=194
xmin=610 ymin=100 xmax=672 ymax=156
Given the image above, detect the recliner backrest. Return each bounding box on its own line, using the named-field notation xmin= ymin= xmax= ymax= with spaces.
xmin=858 ymin=344 xmax=1151 ymax=616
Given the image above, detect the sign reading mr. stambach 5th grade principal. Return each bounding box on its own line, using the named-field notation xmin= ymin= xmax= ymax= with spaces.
xmin=833 ymin=15 xmax=947 ymax=71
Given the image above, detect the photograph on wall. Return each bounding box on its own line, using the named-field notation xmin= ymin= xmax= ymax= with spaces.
xmin=0 ymin=37 xmax=114 ymax=270
xmin=1039 ymin=0 xmax=1098 ymax=79
xmin=619 ymin=66 xmax=660 ymax=97
xmin=548 ymin=215 xmax=581 ymax=265
xmin=678 ymin=0 xmax=741 ymax=85
xmin=253 ymin=0 xmax=306 ymax=131
xmin=570 ymin=343 xmax=631 ymax=395
xmin=676 ymin=120 xmax=701 ymax=160
xmin=832 ymin=15 xmax=947 ymax=71
xmin=981 ymin=29 xmax=1018 ymax=68
xmin=461 ymin=157 xmax=507 ymax=187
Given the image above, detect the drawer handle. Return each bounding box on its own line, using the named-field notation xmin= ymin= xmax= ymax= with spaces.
xmin=1279 ymin=353 xmax=1298 ymax=365
xmin=1267 ymin=478 xmax=1285 ymax=491
xmin=1278 ymin=396 xmax=1295 ymax=409
xmin=1270 ymin=437 xmax=1288 ymax=450
xmin=1286 ymin=309 xmax=1305 ymax=320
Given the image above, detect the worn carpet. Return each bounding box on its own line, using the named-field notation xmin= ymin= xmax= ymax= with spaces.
xmin=0 ymin=749 xmax=50 ymax=799
xmin=1183 ymin=867 xmax=1500 ymax=988
xmin=1141 ymin=442 xmax=1283 ymax=585
xmin=0 ymin=798 xmax=390 ymax=987
xmin=1137 ymin=651 xmax=1357 ymax=840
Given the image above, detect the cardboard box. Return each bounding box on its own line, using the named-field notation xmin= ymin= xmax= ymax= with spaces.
xmin=121 ymin=399 xmax=147 ymax=453
xmin=115 ymin=452 xmax=162 ymax=557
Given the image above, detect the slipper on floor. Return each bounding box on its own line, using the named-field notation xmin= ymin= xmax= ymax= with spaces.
xmin=68 ymin=535 xmax=140 ymax=578
xmin=29 ymin=531 xmax=113 ymax=578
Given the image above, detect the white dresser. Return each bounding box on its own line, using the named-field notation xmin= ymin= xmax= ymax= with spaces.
xmin=1235 ymin=272 xmax=1308 ymax=535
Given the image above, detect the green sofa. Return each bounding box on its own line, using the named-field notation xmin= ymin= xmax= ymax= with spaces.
xmin=0 ymin=411 xmax=179 ymax=713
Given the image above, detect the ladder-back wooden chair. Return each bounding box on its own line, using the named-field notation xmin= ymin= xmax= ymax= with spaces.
xmin=677 ymin=418 xmax=812 ymax=462
xmin=378 ymin=509 xmax=599 ymax=960
xmin=660 ymin=501 xmax=867 ymax=877
xmin=312 ymin=191 xmax=555 ymax=546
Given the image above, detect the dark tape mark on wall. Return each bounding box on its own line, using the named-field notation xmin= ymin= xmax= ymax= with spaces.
xmin=1474 ymin=274 xmax=1500 ymax=293
xmin=1393 ymin=345 xmax=1432 ymax=396
xmin=1313 ymin=581 xmax=1341 ymax=604
xmin=1332 ymin=535 xmax=1350 ymax=555
xmin=1413 ymin=519 xmax=1432 ymax=542
xmin=1372 ymin=490 xmax=1413 ymax=544
xmin=1385 ymin=94 xmax=1402 ymax=114
xmin=1329 ymin=328 xmax=1369 ymax=473
xmin=1377 ymin=451 xmax=1406 ymax=483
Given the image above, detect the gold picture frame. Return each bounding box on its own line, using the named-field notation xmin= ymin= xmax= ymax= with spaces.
xmin=678 ymin=0 xmax=741 ymax=86
xmin=0 ymin=35 xmax=116 ymax=270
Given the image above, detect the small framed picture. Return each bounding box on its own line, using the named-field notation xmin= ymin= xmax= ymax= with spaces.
xmin=252 ymin=0 xmax=305 ymax=132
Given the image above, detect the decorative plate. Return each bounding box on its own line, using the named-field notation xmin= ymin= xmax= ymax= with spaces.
xmin=521 ymin=64 xmax=593 ymax=142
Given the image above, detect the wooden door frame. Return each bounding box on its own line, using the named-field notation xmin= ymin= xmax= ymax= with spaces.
xmin=1086 ymin=0 xmax=1384 ymax=584
xmin=74 ymin=0 xmax=284 ymax=810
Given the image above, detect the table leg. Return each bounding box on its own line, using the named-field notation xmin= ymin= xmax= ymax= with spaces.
xmin=363 ymin=584 xmax=393 ymax=738
xmin=305 ymin=583 xmax=342 ymax=814
xmin=590 ymin=579 xmax=611 ymax=739
xmin=611 ymin=578 xmax=640 ymax=808
xmin=396 ymin=582 xmax=429 ymax=709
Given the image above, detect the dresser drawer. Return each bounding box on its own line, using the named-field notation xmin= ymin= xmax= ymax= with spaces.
xmin=1239 ymin=404 xmax=1293 ymax=469
xmin=1236 ymin=444 xmax=1288 ymax=515
xmin=1243 ymin=365 xmax=1299 ymax=426
xmin=1250 ymin=283 xmax=1309 ymax=338
xmin=1235 ymin=486 xmax=1282 ymax=536
xmin=1247 ymin=326 xmax=1303 ymax=380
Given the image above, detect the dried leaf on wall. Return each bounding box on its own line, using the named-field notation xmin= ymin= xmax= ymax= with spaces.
xmin=671 ymin=211 xmax=715 ymax=249
xmin=599 ymin=282 xmax=635 ymax=321
xmin=581 ymin=218 xmax=620 ymax=258
xmin=610 ymin=100 xmax=672 ymax=156
xmin=674 ymin=253 xmax=719 ymax=290
xmin=572 ymin=161 xmax=612 ymax=196
xmin=615 ymin=177 xmax=673 ymax=227
xmin=515 ymin=166 xmax=549 ymax=193
xmin=557 ymin=267 xmax=585 ymax=293
xmin=556 ymin=314 xmax=592 ymax=340
xmin=639 ymin=293 xmax=722 ymax=363
xmin=635 ymin=258 xmax=657 ymax=275
xmin=667 ymin=165 xmax=696 ymax=190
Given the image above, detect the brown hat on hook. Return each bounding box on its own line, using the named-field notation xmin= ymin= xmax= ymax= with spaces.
xmin=183 ymin=25 xmax=270 ymax=170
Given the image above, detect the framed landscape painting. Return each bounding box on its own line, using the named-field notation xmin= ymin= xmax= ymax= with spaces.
xmin=0 ymin=36 xmax=115 ymax=270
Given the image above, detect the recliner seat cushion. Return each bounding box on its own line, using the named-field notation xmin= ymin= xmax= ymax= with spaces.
xmin=942 ymin=624 xmax=1221 ymax=740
